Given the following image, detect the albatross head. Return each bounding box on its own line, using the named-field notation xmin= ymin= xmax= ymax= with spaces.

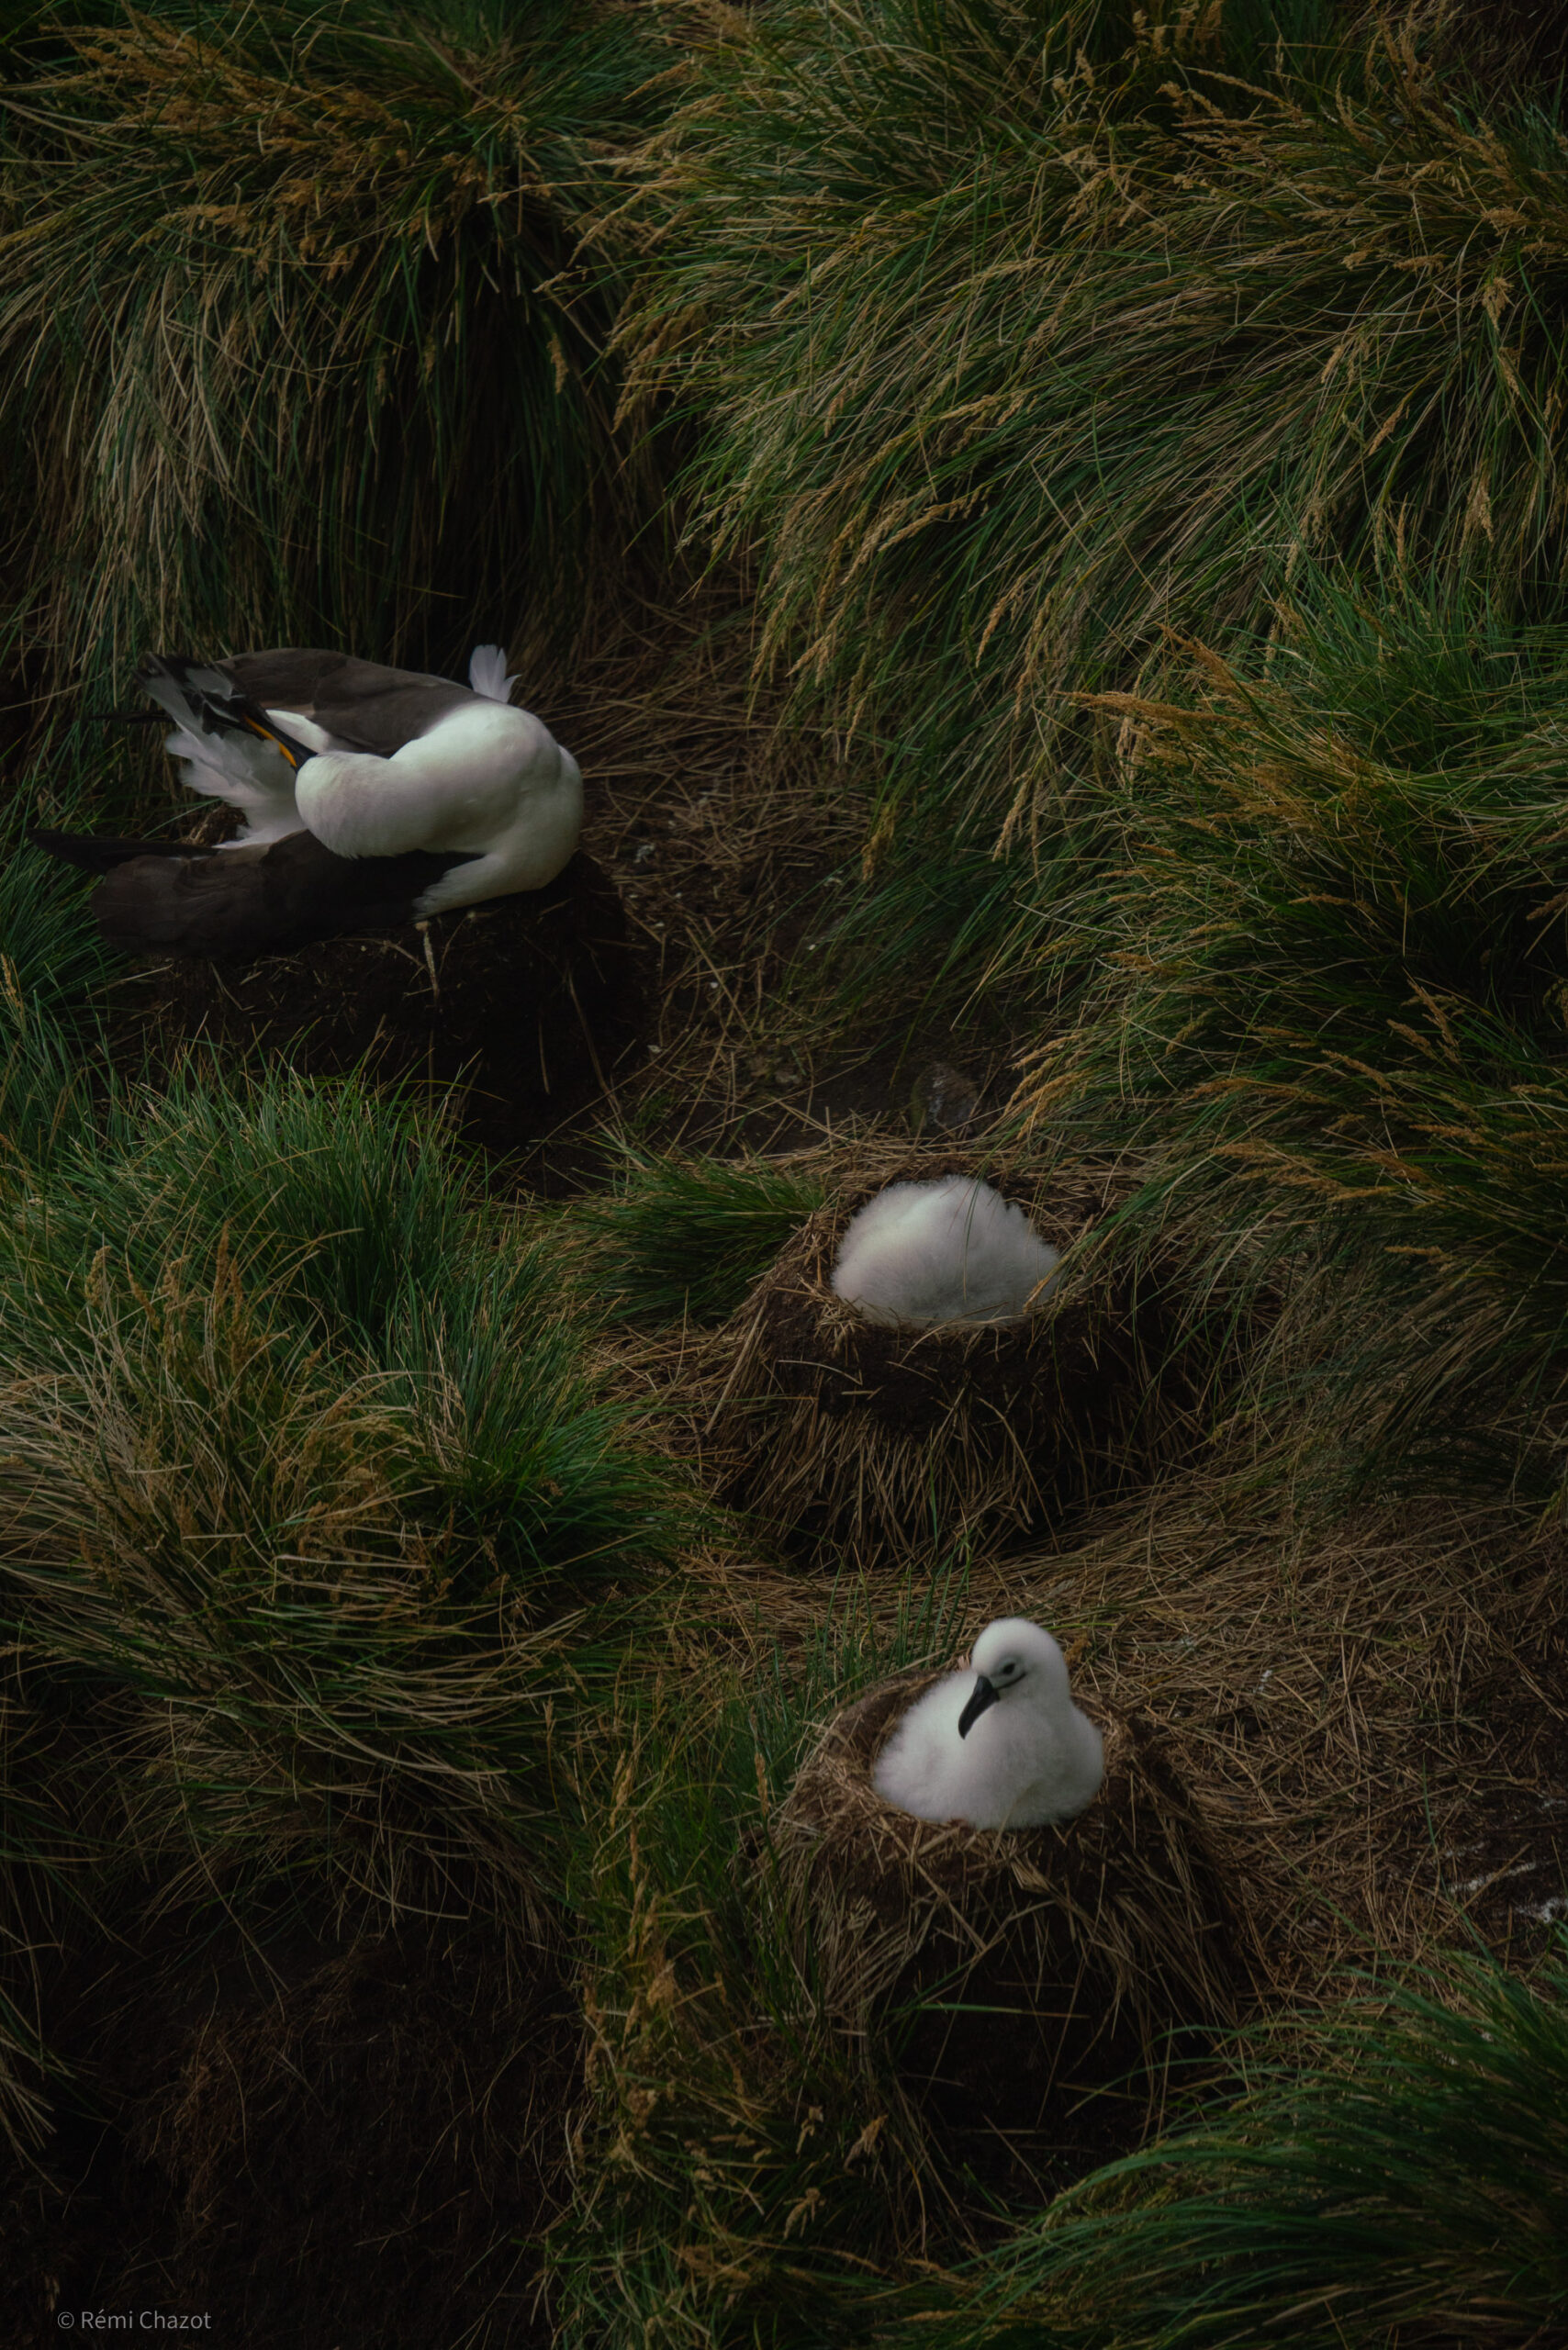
xmin=957 ymin=1617 xmax=1072 ymax=1740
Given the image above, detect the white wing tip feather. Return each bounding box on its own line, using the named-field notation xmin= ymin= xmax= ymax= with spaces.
xmin=468 ymin=644 xmax=520 ymax=702
xmin=164 ymin=727 xmax=300 ymax=838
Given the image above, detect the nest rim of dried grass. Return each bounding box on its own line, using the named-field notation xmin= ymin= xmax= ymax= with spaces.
xmin=673 ymin=1138 xmax=1209 ymax=1560
xmin=767 ymin=1659 xmax=1249 ymax=2169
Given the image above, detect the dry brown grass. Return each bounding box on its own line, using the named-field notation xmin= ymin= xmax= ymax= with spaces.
xmin=533 ymin=576 xmax=871 ymax=1158
xmin=688 ymin=1476 xmax=1568 ymax=2006
xmin=1045 ymin=1481 xmax=1568 ymax=1991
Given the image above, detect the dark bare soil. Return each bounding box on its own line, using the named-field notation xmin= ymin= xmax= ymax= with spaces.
xmin=121 ymin=852 xmax=646 ymax=1157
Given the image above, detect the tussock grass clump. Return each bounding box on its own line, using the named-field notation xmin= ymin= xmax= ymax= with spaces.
xmin=621 ymin=0 xmax=1568 ymax=1012
xmin=0 ymin=1067 xmax=700 ymax=2329
xmin=4 ymin=1266 xmax=571 ymax=1931
xmin=1 ymin=1066 xmax=485 ymax=1368
xmin=929 ymin=1931 xmax=1568 ymax=2350
xmin=582 ymin=1142 xmax=826 ymax=1325
xmin=553 ymin=1574 xmax=980 ymax=2344
xmin=0 ymin=773 xmax=117 ymax=1169
xmin=773 ymin=1666 xmax=1245 ymax=2191
xmin=1031 ymin=571 xmax=1568 ymax=1495
xmin=0 ymin=1072 xmax=692 ymax=1941
xmin=676 ymin=1142 xmax=1211 ymax=1562
xmin=0 ymin=0 xmax=676 ymax=703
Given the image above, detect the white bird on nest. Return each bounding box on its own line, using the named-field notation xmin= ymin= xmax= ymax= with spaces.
xmin=831 ymin=1176 xmax=1061 ymax=1326
xmin=872 ymin=1617 xmax=1104 ymax=1830
xmin=33 ymin=644 xmax=583 ymax=958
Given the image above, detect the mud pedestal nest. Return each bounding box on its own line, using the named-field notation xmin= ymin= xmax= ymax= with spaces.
xmin=700 ymin=1152 xmax=1204 ymax=1560
xmin=771 ymin=1671 xmax=1245 ymax=2187
xmin=132 ymin=852 xmax=644 ymax=1153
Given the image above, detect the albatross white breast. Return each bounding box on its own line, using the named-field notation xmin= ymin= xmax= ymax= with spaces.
xmin=293 ymin=697 xmax=579 ymax=911
xmin=145 ymin=643 xmax=584 ymax=915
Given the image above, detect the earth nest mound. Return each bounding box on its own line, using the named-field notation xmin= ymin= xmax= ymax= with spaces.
xmin=135 ymin=852 xmax=645 ymax=1152
xmin=770 ymin=1670 xmax=1245 ymax=2188
xmin=698 ymin=1150 xmax=1207 ymax=1560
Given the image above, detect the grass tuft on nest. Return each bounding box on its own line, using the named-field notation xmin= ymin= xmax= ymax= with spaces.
xmin=579 ymin=1141 xmax=826 ymax=1326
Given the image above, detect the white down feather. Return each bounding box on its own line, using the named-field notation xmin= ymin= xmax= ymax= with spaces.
xmin=830 ymin=1176 xmax=1061 ymax=1326
xmin=872 ymin=1618 xmax=1104 ymax=1830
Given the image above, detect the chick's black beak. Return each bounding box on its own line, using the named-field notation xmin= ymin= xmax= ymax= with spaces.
xmin=957 ymin=1673 xmax=1000 ymax=1740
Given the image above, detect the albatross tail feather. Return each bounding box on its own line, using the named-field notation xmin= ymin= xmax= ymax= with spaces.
xmin=467 ymin=644 xmax=520 ymax=703
xmin=30 ymin=825 xmax=211 ymax=876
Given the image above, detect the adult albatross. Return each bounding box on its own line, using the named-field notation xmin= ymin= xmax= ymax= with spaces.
xmin=34 ymin=644 xmax=584 ymax=958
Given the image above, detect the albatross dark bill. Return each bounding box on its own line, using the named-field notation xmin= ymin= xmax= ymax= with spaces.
xmin=957 ymin=1673 xmax=1000 ymax=1740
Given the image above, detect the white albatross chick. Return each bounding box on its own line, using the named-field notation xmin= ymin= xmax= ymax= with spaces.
xmin=871 ymin=1618 xmax=1103 ymax=1830
xmin=830 ymin=1176 xmax=1061 ymax=1326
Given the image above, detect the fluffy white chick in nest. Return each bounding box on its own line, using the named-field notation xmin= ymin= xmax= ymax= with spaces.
xmin=872 ymin=1617 xmax=1103 ymax=1830
xmin=830 ymin=1176 xmax=1060 ymax=1326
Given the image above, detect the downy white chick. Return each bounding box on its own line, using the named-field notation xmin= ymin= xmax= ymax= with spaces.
xmin=831 ymin=1177 xmax=1060 ymax=1326
xmin=872 ymin=1617 xmax=1103 ymax=1830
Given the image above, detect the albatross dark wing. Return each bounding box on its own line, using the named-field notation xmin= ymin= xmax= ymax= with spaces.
xmin=30 ymin=827 xmax=207 ymax=875
xmin=218 ymin=651 xmax=473 ymax=756
xmin=36 ymin=829 xmax=482 ymax=960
